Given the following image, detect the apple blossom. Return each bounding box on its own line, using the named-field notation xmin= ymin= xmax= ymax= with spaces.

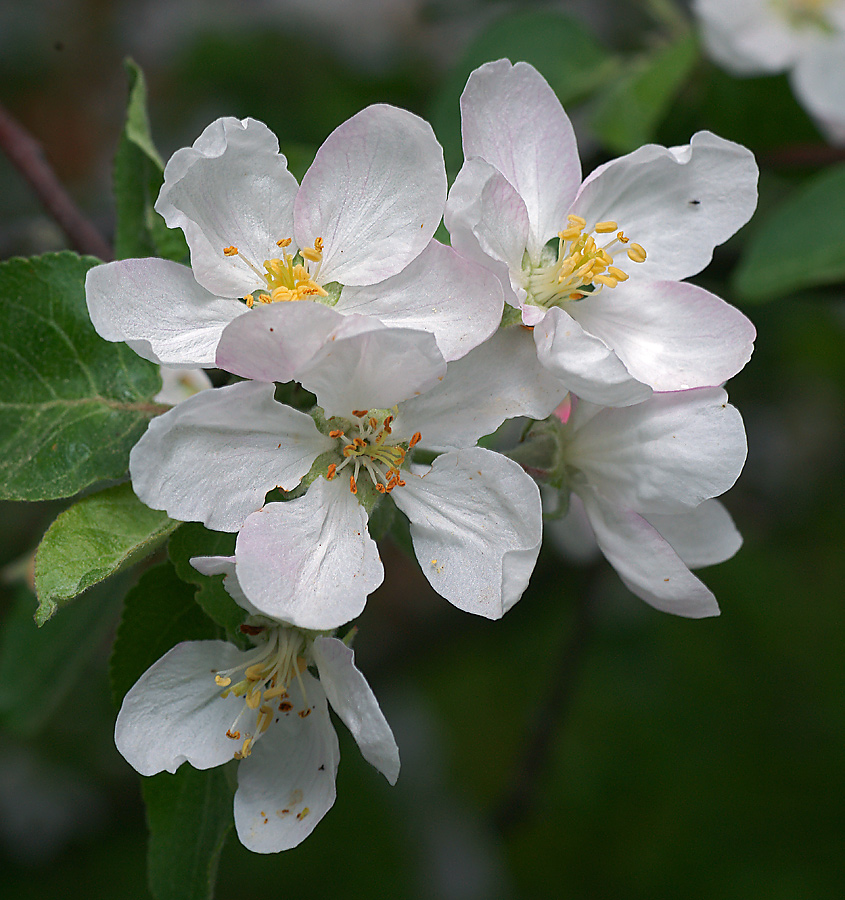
xmin=445 ymin=59 xmax=757 ymax=406
xmin=694 ymin=0 xmax=845 ymax=144
xmin=86 ymin=106 xmax=503 ymax=369
xmin=515 ymin=388 xmax=747 ymax=617
xmin=115 ymin=608 xmax=398 ymax=854
xmin=129 ymin=304 xmax=566 ymax=624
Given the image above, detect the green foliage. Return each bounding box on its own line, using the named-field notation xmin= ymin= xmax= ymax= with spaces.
xmin=142 ymin=765 xmax=234 ymax=900
xmin=168 ymin=523 xmax=245 ymax=639
xmin=591 ymin=33 xmax=699 ymax=153
xmin=109 ymin=560 xmax=218 ymax=704
xmin=0 ymin=583 xmax=121 ymax=737
xmin=429 ymin=9 xmax=616 ymax=176
xmin=734 ymin=163 xmax=845 ymax=302
xmin=33 ymin=482 xmax=180 ymax=625
xmin=0 ymin=253 xmax=163 ymax=501
xmin=113 ymin=59 xmax=189 ymax=262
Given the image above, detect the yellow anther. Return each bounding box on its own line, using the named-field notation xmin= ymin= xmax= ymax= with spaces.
xmin=594 ymin=220 xmax=618 ymax=233
xmin=350 ymin=474 xmax=357 ymax=495
xmin=593 ymin=273 xmax=618 ymax=288
xmin=627 ymin=243 xmax=647 ymax=263
xmin=245 ymin=294 xmax=255 ymax=308
xmin=327 ymin=463 xmax=337 ymax=479
xmin=215 ymin=675 xmax=231 ymax=687
xmin=352 ymin=409 xmax=369 ymax=418
xmin=617 ymin=231 xmax=629 ymax=243
xmin=608 ymin=266 xmax=628 ymax=282
xmin=409 ymin=432 xmax=422 ymax=448
xmin=226 ymin=729 xmax=241 ymax=740
xmin=264 ymin=684 xmax=289 ymax=700
xmin=276 ymin=238 xmax=292 ymax=247
xmin=245 ymin=691 xmax=262 ymax=710
xmin=314 ymin=237 xmax=324 ymax=253
xmin=559 ymin=226 xmax=582 ymax=241
xmin=329 ymin=429 xmax=344 ymax=438
xmin=567 ymin=214 xmax=587 ymax=228
xmin=245 ymin=663 xmax=267 ymax=681
xmin=301 ymin=246 xmax=321 ymax=262
xmin=223 ymin=246 xmax=239 ymax=256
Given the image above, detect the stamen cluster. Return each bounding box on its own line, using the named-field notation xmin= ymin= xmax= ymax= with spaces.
xmin=325 ymin=410 xmax=421 ymax=495
xmin=223 ymin=238 xmax=328 ymax=307
xmin=213 ymin=625 xmax=310 ymax=760
xmin=525 ymin=215 xmax=646 ymax=308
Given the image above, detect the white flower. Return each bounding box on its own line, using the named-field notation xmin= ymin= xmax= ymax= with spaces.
xmin=129 ymin=306 xmax=566 ymax=624
xmin=533 ymin=388 xmax=747 ymax=617
xmin=115 ymin=614 xmax=399 ymax=854
xmin=445 ymin=59 xmax=758 ymax=407
xmin=153 ymin=366 xmax=212 ymax=405
xmin=86 ymin=108 xmax=503 ymax=368
xmin=694 ymin=0 xmax=845 ymax=144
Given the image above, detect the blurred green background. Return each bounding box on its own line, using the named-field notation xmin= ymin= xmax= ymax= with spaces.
xmin=1 ymin=1 xmax=843 ymax=898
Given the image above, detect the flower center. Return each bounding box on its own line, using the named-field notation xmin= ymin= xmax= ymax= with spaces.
xmin=325 ymin=409 xmax=421 ymax=496
xmin=222 ymin=238 xmax=329 ymax=307
xmin=212 ymin=625 xmax=310 ymax=760
xmin=524 ymin=216 xmax=646 ymax=308
xmin=773 ymin=0 xmax=834 ymax=30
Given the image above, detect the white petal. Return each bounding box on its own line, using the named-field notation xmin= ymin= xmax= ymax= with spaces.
xmin=234 ymin=672 xmax=339 ymax=853
xmin=234 ymin=477 xmax=383 ymax=630
xmin=311 ymin=636 xmax=399 ymax=784
xmin=129 ymin=381 xmax=332 ymax=531
xmin=189 ymin=555 xmax=260 ymax=617
xmin=156 ymin=117 xmax=300 ymax=298
xmin=395 ymin=326 xmax=567 ymax=451
xmin=391 ymin=448 xmax=542 ymax=619
xmin=114 ymin=641 xmax=251 ymax=776
xmin=792 ymin=41 xmax=845 ymax=146
xmin=85 ymin=259 xmax=246 ymax=367
xmin=215 ymin=300 xmax=354 ymax=384
xmin=567 ymin=279 xmax=756 ymax=391
xmin=534 ymin=306 xmax=653 ymax=407
xmin=336 ymin=240 xmax=504 ymax=362
xmin=295 ymin=105 xmax=446 ymax=285
xmin=565 ymin=388 xmax=748 ymax=514
xmin=578 ymin=486 xmax=720 ymax=617
xmin=154 ymin=367 xmax=212 ymax=405
xmin=460 ymin=59 xmax=581 ymax=259
xmin=298 ymin=317 xmax=447 ymax=418
xmin=645 ymin=499 xmax=742 ymax=569
xmin=573 ymin=131 xmax=758 ymax=282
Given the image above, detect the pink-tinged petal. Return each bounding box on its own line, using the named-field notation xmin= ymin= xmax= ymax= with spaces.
xmin=460 ymin=59 xmax=581 ymax=259
xmin=115 ymin=641 xmax=251 ymax=776
xmin=295 ymin=105 xmax=446 ymax=285
xmin=395 ymin=326 xmax=567 ymax=451
xmin=445 ymin=158 xmax=522 ymax=306
xmin=573 ymin=131 xmax=758 ymax=282
xmin=129 ymin=381 xmax=332 ymax=531
xmin=578 ymin=486 xmax=720 ymax=617
xmin=234 ymin=478 xmax=383 ymax=630
xmin=566 ymin=387 xmax=748 ymax=515
xmin=298 ymin=318 xmax=447 ymax=418
xmin=792 ymin=42 xmax=845 ymax=146
xmin=311 ymin=637 xmax=399 ymax=784
xmin=156 ymin=117 xmax=299 ymax=298
xmin=85 ymin=258 xmax=246 ymax=367
xmin=645 ymin=499 xmax=742 ymax=569
xmin=534 ymin=306 xmax=653 ymax=407
xmin=391 ymin=448 xmax=542 ymax=619
xmin=336 ymin=240 xmax=504 ymax=361
xmin=567 ymin=279 xmax=756 ymax=391
xmin=234 ymin=673 xmax=339 ymax=853
xmin=215 ymin=301 xmax=351 ymax=383
xmin=189 ymin=555 xmax=260 ymax=617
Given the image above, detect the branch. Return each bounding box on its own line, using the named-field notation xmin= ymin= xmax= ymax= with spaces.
xmin=0 ymin=100 xmax=113 ymax=260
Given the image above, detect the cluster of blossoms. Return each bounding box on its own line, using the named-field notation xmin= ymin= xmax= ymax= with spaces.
xmin=693 ymin=0 xmax=845 ymax=144
xmin=88 ymin=59 xmax=757 ymax=852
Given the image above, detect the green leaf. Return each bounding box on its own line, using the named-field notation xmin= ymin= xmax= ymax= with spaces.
xmin=143 ymin=765 xmax=233 ymax=900
xmin=114 ymin=59 xmax=188 ymax=262
xmin=591 ymin=32 xmax=699 ymax=154
xmin=429 ymin=10 xmax=616 ymax=177
xmin=0 ymin=252 xmax=164 ymax=501
xmin=168 ymin=523 xmax=245 ymax=638
xmin=110 ymin=559 xmax=218 ymax=704
xmin=34 ymin=482 xmax=180 ymax=625
xmin=0 ymin=582 xmax=121 ymax=736
xmin=733 ymin=163 xmax=845 ymax=302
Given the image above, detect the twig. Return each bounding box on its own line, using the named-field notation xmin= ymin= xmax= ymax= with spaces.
xmin=493 ymin=570 xmax=597 ymax=833
xmin=0 ymin=100 xmax=113 ymax=260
